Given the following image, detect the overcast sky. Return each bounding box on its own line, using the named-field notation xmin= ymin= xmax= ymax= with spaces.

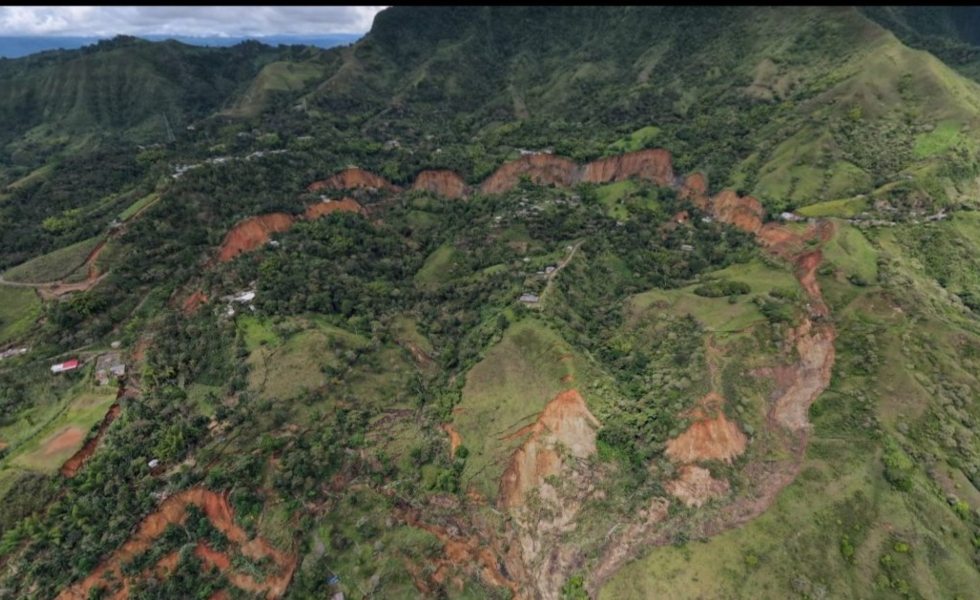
xmin=0 ymin=6 xmax=389 ymax=37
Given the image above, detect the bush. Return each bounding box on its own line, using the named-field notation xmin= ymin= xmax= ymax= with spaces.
xmin=693 ymin=279 xmax=751 ymax=297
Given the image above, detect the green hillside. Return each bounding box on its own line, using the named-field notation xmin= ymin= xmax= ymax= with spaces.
xmin=0 ymin=6 xmax=979 ymax=600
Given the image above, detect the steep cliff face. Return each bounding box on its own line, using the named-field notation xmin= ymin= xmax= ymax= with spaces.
xmin=412 ymin=169 xmax=469 ymax=199
xmin=307 ymin=168 xmax=399 ymax=193
xmin=479 ymin=154 xmax=581 ymax=195
xmin=582 ymin=149 xmax=674 ymax=187
xmin=679 ymin=172 xmax=710 ymax=210
xmin=216 ymin=213 xmax=295 ymax=263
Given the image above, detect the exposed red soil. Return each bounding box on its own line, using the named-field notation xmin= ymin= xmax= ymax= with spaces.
xmin=710 ymin=189 xmax=765 ymax=233
xmin=307 ymin=168 xmax=399 ymax=193
xmin=181 ymin=290 xmax=208 ymax=315
xmin=666 ymin=465 xmax=731 ymax=508
xmin=582 ymin=149 xmax=674 ymax=187
xmin=498 ymin=389 xmax=600 ymax=509
xmin=480 ymin=154 xmax=581 ymax=195
xmin=398 ymin=506 xmax=521 ymax=597
xmin=303 ymin=196 xmax=365 ymax=219
xmin=412 ymin=170 xmax=469 ymax=199
xmin=679 ymin=172 xmax=710 ymax=210
xmin=43 ymin=427 xmax=85 ymax=457
xmin=665 ymin=392 xmax=747 ymax=464
xmin=442 ymin=423 xmax=462 ymax=459
xmin=60 ymin=403 xmax=121 ymax=477
xmin=216 ymin=213 xmax=295 ymax=263
xmin=56 ymin=488 xmax=296 ymax=600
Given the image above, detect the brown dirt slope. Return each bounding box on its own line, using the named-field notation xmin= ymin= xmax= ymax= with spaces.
xmin=307 ymin=167 xmax=399 ymax=193
xmin=412 ymin=170 xmax=469 ymax=199
xmin=582 ymin=148 xmax=674 ymax=187
xmin=217 ymin=213 xmax=295 ymax=263
xmin=665 ymin=392 xmax=747 ymax=464
xmin=479 ymin=154 xmax=581 ymax=195
xmin=499 ymin=388 xmax=600 ymax=509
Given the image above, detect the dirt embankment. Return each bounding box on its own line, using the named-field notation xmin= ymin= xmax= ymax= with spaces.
xmin=307 ymin=168 xmax=399 ymax=193
xmin=217 ymin=213 xmax=295 ymax=263
xmin=398 ymin=505 xmax=521 ymax=598
xmin=499 ymin=389 xmax=600 ymax=509
xmin=479 ymin=154 xmax=582 ymax=195
xmin=214 ymin=197 xmax=366 ymax=264
xmin=679 ymin=172 xmax=710 ymax=211
xmin=60 ymin=403 xmax=121 ymax=477
xmin=182 ymin=290 xmax=208 ymax=315
xmin=412 ymin=170 xmax=469 ymax=199
xmin=666 ymin=465 xmax=731 ymax=508
xmin=665 ymin=392 xmax=748 ymax=465
xmin=301 ymin=149 xmax=674 ymax=201
xmin=56 ymin=488 xmax=296 ymax=600
xmin=710 ymin=189 xmax=765 ymax=234
xmin=441 ymin=423 xmax=462 ymax=459
xmin=581 ymin=148 xmax=674 ymax=187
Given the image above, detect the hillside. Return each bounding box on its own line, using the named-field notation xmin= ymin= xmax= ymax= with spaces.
xmin=0 ymin=6 xmax=978 ymax=600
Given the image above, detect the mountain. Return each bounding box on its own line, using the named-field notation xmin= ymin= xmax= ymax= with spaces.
xmin=0 ymin=6 xmax=979 ymax=600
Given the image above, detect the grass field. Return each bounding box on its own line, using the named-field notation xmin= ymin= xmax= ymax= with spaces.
xmin=118 ymin=192 xmax=159 ymax=221
xmin=3 ymin=235 xmax=102 ymax=283
xmin=0 ymin=286 xmax=40 ymax=345
xmin=414 ymin=243 xmax=463 ymax=287
xmin=11 ymin=387 xmax=117 ymax=473
xmin=628 ymin=259 xmax=800 ymax=333
xmin=822 ymin=222 xmax=878 ymax=283
xmin=913 ymin=120 xmax=964 ymax=159
xmin=796 ymin=196 xmax=868 ymax=218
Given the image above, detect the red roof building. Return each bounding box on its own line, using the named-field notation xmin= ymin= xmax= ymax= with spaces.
xmin=50 ymin=358 xmax=80 ymax=374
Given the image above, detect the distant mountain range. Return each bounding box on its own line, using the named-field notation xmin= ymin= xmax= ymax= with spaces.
xmin=0 ymin=34 xmax=362 ymax=59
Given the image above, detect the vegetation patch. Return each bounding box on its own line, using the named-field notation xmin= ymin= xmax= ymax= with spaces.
xmin=0 ymin=286 xmax=40 ymax=344
xmin=3 ymin=236 xmax=102 ymax=283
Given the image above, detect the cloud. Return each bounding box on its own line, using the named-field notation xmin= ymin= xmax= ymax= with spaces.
xmin=0 ymin=6 xmax=388 ymax=37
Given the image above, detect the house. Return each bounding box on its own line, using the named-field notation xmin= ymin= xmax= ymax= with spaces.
xmin=519 ymin=293 xmax=540 ymax=304
xmin=779 ymin=211 xmax=804 ymax=222
xmin=94 ymin=352 xmax=126 ymax=386
xmin=545 ymin=265 xmax=556 ymax=274
xmin=51 ymin=359 xmax=80 ymax=374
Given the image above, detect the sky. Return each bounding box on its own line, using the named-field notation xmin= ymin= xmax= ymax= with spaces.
xmin=0 ymin=6 xmax=388 ymax=38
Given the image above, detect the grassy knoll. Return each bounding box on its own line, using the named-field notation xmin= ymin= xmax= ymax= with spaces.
xmin=3 ymin=236 xmax=102 ymax=283
xmin=0 ymin=286 xmax=40 ymax=345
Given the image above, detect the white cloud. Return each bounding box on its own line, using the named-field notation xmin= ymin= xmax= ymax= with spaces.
xmin=0 ymin=6 xmax=388 ymax=37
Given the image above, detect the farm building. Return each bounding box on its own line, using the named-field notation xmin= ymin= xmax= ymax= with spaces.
xmin=94 ymin=352 xmax=126 ymax=386
xmin=50 ymin=359 xmax=80 ymax=373
xmin=519 ymin=293 xmax=540 ymax=304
